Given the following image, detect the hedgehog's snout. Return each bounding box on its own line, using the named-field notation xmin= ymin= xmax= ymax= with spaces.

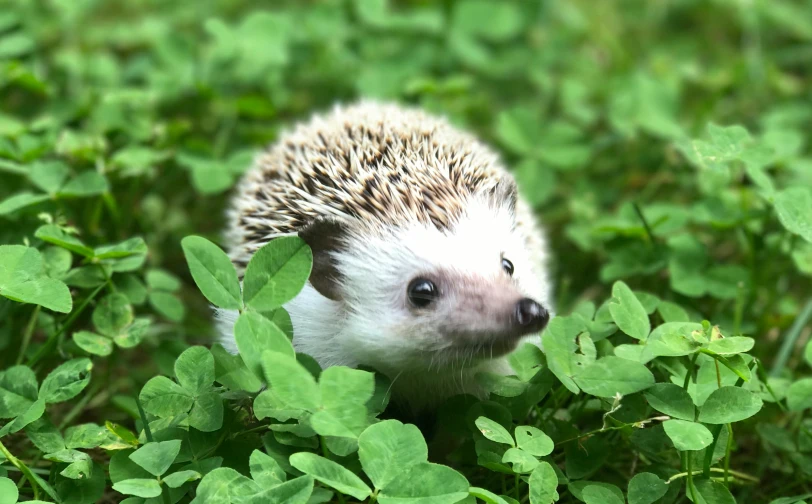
xmin=514 ymin=298 xmax=549 ymax=335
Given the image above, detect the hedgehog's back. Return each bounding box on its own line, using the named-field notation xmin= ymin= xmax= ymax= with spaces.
xmin=227 ymin=102 xmax=511 ymax=265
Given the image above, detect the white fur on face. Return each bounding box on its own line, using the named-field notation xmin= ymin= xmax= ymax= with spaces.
xmin=283 ymin=197 xmax=550 ymax=373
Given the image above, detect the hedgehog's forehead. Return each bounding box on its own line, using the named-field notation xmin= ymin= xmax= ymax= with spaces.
xmin=349 ymin=198 xmax=522 ymax=275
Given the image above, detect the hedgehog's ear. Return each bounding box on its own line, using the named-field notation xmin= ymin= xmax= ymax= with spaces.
xmin=491 ymin=177 xmax=518 ymax=214
xmin=299 ymin=218 xmax=350 ymax=301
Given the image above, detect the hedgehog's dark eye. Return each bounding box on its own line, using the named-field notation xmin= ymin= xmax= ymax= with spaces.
xmin=502 ymin=258 xmax=514 ymax=276
xmin=408 ymin=278 xmax=438 ymax=308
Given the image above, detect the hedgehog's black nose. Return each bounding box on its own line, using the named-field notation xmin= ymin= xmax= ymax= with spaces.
xmin=515 ymin=298 xmax=549 ymax=334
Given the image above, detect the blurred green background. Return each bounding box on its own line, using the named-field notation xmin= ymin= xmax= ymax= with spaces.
xmin=1 ymin=1 xmax=812 ymax=500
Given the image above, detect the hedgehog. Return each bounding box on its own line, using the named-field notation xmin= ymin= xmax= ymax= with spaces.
xmin=217 ymin=101 xmax=553 ymax=410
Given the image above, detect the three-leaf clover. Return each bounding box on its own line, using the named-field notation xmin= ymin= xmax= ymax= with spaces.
xmin=139 ymin=346 xmax=223 ymax=432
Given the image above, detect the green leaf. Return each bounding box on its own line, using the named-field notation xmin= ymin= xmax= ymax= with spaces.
xmin=687 ymin=478 xmax=736 ymax=504
xmin=377 ymin=462 xmax=469 ymax=504
xmin=73 ymin=331 xmax=113 ymax=356
xmin=451 ymin=0 xmax=524 ymax=42
xmin=42 ymin=246 xmax=72 ymax=279
xmin=94 ymin=237 xmax=147 ymax=260
xmin=113 ymin=478 xmax=162 ymax=498
xmin=29 ymin=160 xmax=70 ymax=194
xmin=0 ymin=365 xmax=38 ymax=418
xmin=34 ymin=225 xmax=95 ymax=257
xmin=7 ymin=398 xmax=45 ymax=433
xmin=311 ymin=366 xmax=374 ymax=438
xmin=0 ymin=477 xmax=19 ymax=504
xmin=514 ymin=159 xmax=556 ymax=207
xmin=105 ymin=421 xmax=139 ymax=448
xmin=211 ymin=343 xmax=263 ymax=393
xmin=468 ymin=487 xmax=510 ymax=504
xmin=64 ymin=265 xmax=109 ymax=288
xmin=250 ymin=449 xmax=286 ymax=488
xmin=146 ymin=269 xmax=182 ymax=292
xmin=583 ymin=485 xmax=624 ymax=504
xmin=0 ymin=191 xmax=50 ymax=215
xmin=55 ymin=459 xmax=105 ymax=502
xmin=190 ymin=467 xmax=261 ymax=504
xmin=289 ymin=452 xmax=371 ymax=500
xmin=149 ymin=291 xmax=185 ymax=321
xmin=474 ymin=372 xmax=529 ymax=398
xmin=358 ymin=420 xmax=428 ymax=490
xmin=658 ymin=301 xmax=690 ymax=323
xmin=541 ymin=315 xmax=589 ymax=393
xmin=59 ymin=171 xmax=109 ymax=197
xmin=242 ymin=236 xmax=313 ymax=311
xmin=59 ymin=450 xmax=94 ymax=480
xmin=25 ymin=418 xmax=66 ymax=453
xmin=662 ymin=419 xmax=713 ymax=451
xmin=174 ymin=346 xmax=215 ymax=394
xmin=162 ymin=470 xmax=201 ymax=488
xmin=254 ymin=475 xmax=314 ymax=504
xmin=181 ymin=235 xmax=242 ymax=310
xmin=235 ymin=312 xmax=295 ymax=380
xmin=706 ymin=336 xmax=755 ymax=355
xmin=627 ymin=472 xmax=668 ymax=504
xmin=261 ymin=351 xmax=320 ymax=412
xmin=514 ymin=426 xmax=554 ymax=457
xmin=0 ymin=245 xmax=73 ymax=312
xmin=39 ymin=358 xmax=93 ymax=403
xmin=502 ymin=447 xmax=540 ymax=473
xmin=787 ymin=378 xmax=812 ymax=412
xmin=573 ymin=356 xmax=655 ymax=398
xmin=92 ymin=293 xmax=134 ymax=337
xmin=644 ymin=383 xmax=696 ymax=421
xmin=697 ymin=386 xmax=763 ymax=424
xmin=774 ymin=188 xmax=812 ymax=243
xmin=129 ymin=440 xmax=182 ymax=476
xmin=64 ymin=423 xmax=112 ymax=449
xmin=475 ymin=417 xmax=514 ymax=446
xmin=495 ymin=107 xmax=542 ymax=156
xmin=528 ymin=461 xmax=559 ymax=504
xmin=114 ymin=317 xmax=150 ymax=349
xmin=188 ymin=390 xmax=224 ymax=432
xmin=647 ymin=322 xmax=703 ymax=357
xmin=139 ymin=376 xmax=194 ymax=417
xmin=608 ymin=280 xmax=651 ymax=341
xmin=508 ymin=342 xmax=546 ymax=381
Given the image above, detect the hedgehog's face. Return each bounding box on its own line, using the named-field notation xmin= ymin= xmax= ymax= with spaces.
xmin=299 ymin=197 xmax=551 ymax=372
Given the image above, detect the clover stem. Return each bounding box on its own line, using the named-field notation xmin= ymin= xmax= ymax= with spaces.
xmin=514 ymin=473 xmax=520 ymax=499
xmin=136 ymin=395 xmax=154 ymax=443
xmin=27 ymin=282 xmax=106 ymax=368
xmin=103 ymin=192 xmax=121 ymax=229
xmin=683 ymin=353 xmax=700 ymax=390
xmin=686 ymin=453 xmax=698 ymax=501
xmin=632 ymin=202 xmax=656 ymax=246
xmin=16 ymin=305 xmax=40 ymax=365
xmin=0 ymin=439 xmax=40 ymax=499
xmin=771 ymin=299 xmax=812 ymax=377
xmin=733 ymin=283 xmax=745 ymax=335
xmin=667 ymin=467 xmax=758 ymax=484
xmin=724 ymin=423 xmax=734 ymax=486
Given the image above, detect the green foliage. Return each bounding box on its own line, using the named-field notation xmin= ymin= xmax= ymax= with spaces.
xmin=0 ymin=0 xmax=811 ymax=503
